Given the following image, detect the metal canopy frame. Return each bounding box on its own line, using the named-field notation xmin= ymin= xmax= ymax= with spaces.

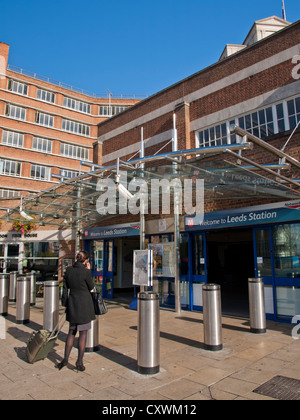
xmin=0 ymin=125 xmax=299 ymax=315
xmin=2 ymin=136 xmax=300 ymax=230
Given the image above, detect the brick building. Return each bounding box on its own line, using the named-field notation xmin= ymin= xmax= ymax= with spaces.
xmin=0 ymin=41 xmax=140 ymax=283
xmin=80 ymin=16 xmax=300 ymax=320
xmin=4 ymin=16 xmax=300 ymax=320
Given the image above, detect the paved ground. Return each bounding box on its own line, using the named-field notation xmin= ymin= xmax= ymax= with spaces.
xmin=0 ymin=297 xmax=299 ymax=401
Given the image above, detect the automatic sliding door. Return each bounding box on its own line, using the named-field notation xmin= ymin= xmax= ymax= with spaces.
xmin=104 ymin=240 xmax=113 ymax=299
xmin=253 ymin=227 xmax=275 ymax=317
xmin=91 ymin=239 xmax=114 ymax=299
xmin=191 ymin=233 xmax=207 ymax=310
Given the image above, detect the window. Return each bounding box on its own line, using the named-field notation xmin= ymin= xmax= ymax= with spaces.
xmin=0 ymin=189 xmax=20 ymax=199
xmin=8 ymin=79 xmax=28 ymax=95
xmin=24 ymin=242 xmax=59 ymax=280
xmin=59 ymin=169 xmax=78 ymax=178
xmin=287 ymin=97 xmax=300 ymax=130
xmin=273 ymin=224 xmax=300 ymax=278
xmin=199 ymin=122 xmax=228 ymax=148
xmin=62 ymin=119 xmax=90 ymax=136
xmin=238 ymin=107 xmax=274 ymax=139
xmin=99 ymin=105 xmax=128 ymax=116
xmin=63 ymin=97 xmax=91 ymax=114
xmin=2 ymin=130 xmax=24 ymax=148
xmin=60 ymin=143 xmax=89 ymax=160
xmin=192 ymin=234 xmax=205 ymax=276
xmin=32 ymin=137 xmax=52 ymax=153
xmin=197 ymin=96 xmax=300 ymax=148
xmin=35 ymin=112 xmax=54 ymax=127
xmin=5 ymin=104 xmax=26 ymax=121
xmin=0 ymin=159 xmax=21 ymax=176
xmin=37 ymin=89 xmax=55 ymax=104
xmin=276 ymin=103 xmax=285 ymax=133
xmin=30 ymin=164 xmax=51 ymax=181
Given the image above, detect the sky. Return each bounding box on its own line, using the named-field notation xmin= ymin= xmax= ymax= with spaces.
xmin=1 ymin=0 xmax=300 ymax=98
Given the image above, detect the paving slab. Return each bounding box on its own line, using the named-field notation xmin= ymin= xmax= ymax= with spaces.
xmin=0 ymin=297 xmax=298 ymax=402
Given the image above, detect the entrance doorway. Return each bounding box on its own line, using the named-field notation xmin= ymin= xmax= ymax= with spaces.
xmin=206 ymin=228 xmax=255 ymax=316
xmin=90 ymin=237 xmax=140 ymax=299
xmin=90 ymin=239 xmax=114 ymax=298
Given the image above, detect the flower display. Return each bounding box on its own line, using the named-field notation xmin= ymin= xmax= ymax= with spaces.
xmin=13 ymin=217 xmax=38 ymax=234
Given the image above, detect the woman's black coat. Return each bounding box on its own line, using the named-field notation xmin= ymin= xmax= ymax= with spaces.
xmin=62 ymin=261 xmax=96 ymax=325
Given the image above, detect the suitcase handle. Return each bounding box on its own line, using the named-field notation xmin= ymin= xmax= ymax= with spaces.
xmin=49 ymin=311 xmax=66 ymax=339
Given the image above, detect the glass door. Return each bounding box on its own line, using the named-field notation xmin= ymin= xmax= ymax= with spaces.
xmin=272 ymin=223 xmax=300 ymax=319
xmin=6 ymin=243 xmax=22 ymax=273
xmin=103 ymin=240 xmax=113 ymax=299
xmin=0 ymin=244 xmax=5 ymax=273
xmin=253 ymin=227 xmax=275 ymax=318
xmin=190 ymin=232 xmax=207 ymax=310
xmin=91 ymin=239 xmax=114 ymax=299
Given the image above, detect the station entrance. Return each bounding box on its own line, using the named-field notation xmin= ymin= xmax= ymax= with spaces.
xmin=206 ymin=228 xmax=255 ymax=317
xmin=89 ymin=236 xmax=140 ymax=299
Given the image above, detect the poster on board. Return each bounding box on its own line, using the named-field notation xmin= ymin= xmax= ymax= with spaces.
xmin=133 ymin=249 xmax=153 ymax=286
xmin=148 ymin=243 xmax=175 ymax=278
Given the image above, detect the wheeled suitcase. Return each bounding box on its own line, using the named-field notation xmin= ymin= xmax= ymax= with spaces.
xmin=26 ymin=313 xmax=66 ymax=364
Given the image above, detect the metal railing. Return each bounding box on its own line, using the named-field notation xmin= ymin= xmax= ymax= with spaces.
xmin=7 ymin=64 xmax=147 ymax=100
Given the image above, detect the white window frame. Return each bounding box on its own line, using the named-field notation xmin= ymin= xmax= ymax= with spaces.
xmin=30 ymin=164 xmax=51 ymax=181
xmin=60 ymin=143 xmax=89 ymax=160
xmin=8 ymin=79 xmax=28 ymax=96
xmin=5 ymin=104 xmax=26 ymax=121
xmin=99 ymin=105 xmax=128 ymax=116
xmin=287 ymin=97 xmax=300 ymax=131
xmin=35 ymin=112 xmax=54 ymax=127
xmin=2 ymin=130 xmax=24 ymax=148
xmin=0 ymin=159 xmax=21 ymax=177
xmin=59 ymin=169 xmax=78 ymax=179
xmin=63 ymin=97 xmax=91 ymax=114
xmin=37 ymin=88 xmax=55 ymax=104
xmin=196 ymin=96 xmax=300 ymax=149
xmin=61 ymin=119 xmax=90 ymax=137
xmin=0 ymin=189 xmax=20 ymax=199
xmin=32 ymin=137 xmax=52 ymax=153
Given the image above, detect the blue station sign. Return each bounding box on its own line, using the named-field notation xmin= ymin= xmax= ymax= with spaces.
xmin=83 ymin=223 xmax=140 ymax=239
xmin=185 ymin=200 xmax=300 ymax=231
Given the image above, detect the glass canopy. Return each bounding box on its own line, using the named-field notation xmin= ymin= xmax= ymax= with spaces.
xmin=5 ymin=143 xmax=300 ymax=230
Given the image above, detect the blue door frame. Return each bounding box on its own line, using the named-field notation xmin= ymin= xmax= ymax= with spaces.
xmin=188 ymin=224 xmax=299 ymax=322
xmin=85 ymin=239 xmax=114 ymax=299
xmin=252 ymin=226 xmax=276 ymax=320
xmin=185 ymin=232 xmax=207 ymax=311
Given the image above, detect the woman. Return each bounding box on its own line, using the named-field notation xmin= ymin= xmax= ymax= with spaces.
xmin=56 ymin=251 xmax=95 ymax=371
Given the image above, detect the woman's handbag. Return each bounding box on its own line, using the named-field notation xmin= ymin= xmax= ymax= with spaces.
xmin=91 ymin=291 xmax=108 ymax=315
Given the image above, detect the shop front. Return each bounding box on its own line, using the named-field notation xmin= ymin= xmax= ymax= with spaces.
xmin=0 ymin=229 xmax=75 ymax=294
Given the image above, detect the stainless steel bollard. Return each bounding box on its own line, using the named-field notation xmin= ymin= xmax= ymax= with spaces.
xmin=202 ymin=284 xmax=223 ymax=351
xmin=9 ymin=271 xmax=18 ymax=302
xmin=28 ymin=272 xmax=36 ymax=306
xmin=248 ymin=277 xmax=266 ymax=334
xmin=137 ymin=292 xmax=160 ymax=374
xmin=85 ymin=317 xmax=100 ymax=352
xmin=16 ymin=276 xmax=30 ymax=324
xmin=0 ymin=274 xmax=10 ymax=316
xmin=43 ymin=280 xmax=59 ymax=331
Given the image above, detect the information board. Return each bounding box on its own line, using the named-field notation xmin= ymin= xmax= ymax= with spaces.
xmin=133 ymin=249 xmax=153 ymax=286
xmin=148 ymin=243 xmax=175 ymax=278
